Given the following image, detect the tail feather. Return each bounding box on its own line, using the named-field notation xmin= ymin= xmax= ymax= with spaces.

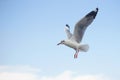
xmin=79 ymin=44 xmax=89 ymax=52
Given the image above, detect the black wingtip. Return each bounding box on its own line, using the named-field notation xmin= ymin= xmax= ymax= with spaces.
xmin=66 ymin=24 xmax=70 ymax=28
xmin=85 ymin=8 xmax=99 ymax=19
xmin=93 ymin=8 xmax=99 ymax=18
xmin=96 ymin=8 xmax=99 ymax=12
xmin=96 ymin=8 xmax=98 ymax=10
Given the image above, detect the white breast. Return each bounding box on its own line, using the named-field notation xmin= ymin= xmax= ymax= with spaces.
xmin=64 ymin=40 xmax=79 ymax=50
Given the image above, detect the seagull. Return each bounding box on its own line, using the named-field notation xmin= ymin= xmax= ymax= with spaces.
xmin=57 ymin=8 xmax=99 ymax=58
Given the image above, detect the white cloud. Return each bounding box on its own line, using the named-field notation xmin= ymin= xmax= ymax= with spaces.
xmin=40 ymin=71 xmax=110 ymax=80
xmin=0 ymin=65 xmax=110 ymax=80
xmin=0 ymin=65 xmax=40 ymax=80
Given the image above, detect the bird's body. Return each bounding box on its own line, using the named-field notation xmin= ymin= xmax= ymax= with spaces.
xmin=63 ymin=39 xmax=79 ymax=50
xmin=63 ymin=39 xmax=89 ymax=52
xmin=57 ymin=8 xmax=98 ymax=58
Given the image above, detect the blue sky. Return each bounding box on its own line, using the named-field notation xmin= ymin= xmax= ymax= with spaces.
xmin=0 ymin=0 xmax=120 ymax=80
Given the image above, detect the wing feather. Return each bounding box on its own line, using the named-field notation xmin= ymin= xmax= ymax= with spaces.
xmin=71 ymin=8 xmax=98 ymax=43
xmin=65 ymin=24 xmax=72 ymax=39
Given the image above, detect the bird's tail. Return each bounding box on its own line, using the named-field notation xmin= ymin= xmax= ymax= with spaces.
xmin=79 ymin=44 xmax=89 ymax=52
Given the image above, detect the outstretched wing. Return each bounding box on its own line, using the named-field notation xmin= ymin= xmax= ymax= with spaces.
xmin=71 ymin=8 xmax=98 ymax=43
xmin=65 ymin=24 xmax=72 ymax=39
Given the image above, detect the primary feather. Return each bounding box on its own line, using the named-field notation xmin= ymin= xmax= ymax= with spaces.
xmin=71 ymin=8 xmax=98 ymax=43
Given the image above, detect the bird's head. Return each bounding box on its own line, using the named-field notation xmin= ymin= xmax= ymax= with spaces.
xmin=57 ymin=40 xmax=65 ymax=45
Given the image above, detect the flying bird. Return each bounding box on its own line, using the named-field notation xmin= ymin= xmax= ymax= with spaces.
xmin=57 ymin=8 xmax=99 ymax=58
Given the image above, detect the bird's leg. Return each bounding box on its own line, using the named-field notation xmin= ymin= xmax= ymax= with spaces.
xmin=74 ymin=50 xmax=80 ymax=59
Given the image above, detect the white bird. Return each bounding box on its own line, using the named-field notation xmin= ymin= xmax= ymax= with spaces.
xmin=57 ymin=8 xmax=99 ymax=58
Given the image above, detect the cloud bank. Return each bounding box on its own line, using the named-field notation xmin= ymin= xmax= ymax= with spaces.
xmin=0 ymin=65 xmax=110 ymax=80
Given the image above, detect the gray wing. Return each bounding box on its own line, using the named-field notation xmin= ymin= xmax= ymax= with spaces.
xmin=65 ymin=24 xmax=72 ymax=39
xmin=71 ymin=8 xmax=98 ymax=43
